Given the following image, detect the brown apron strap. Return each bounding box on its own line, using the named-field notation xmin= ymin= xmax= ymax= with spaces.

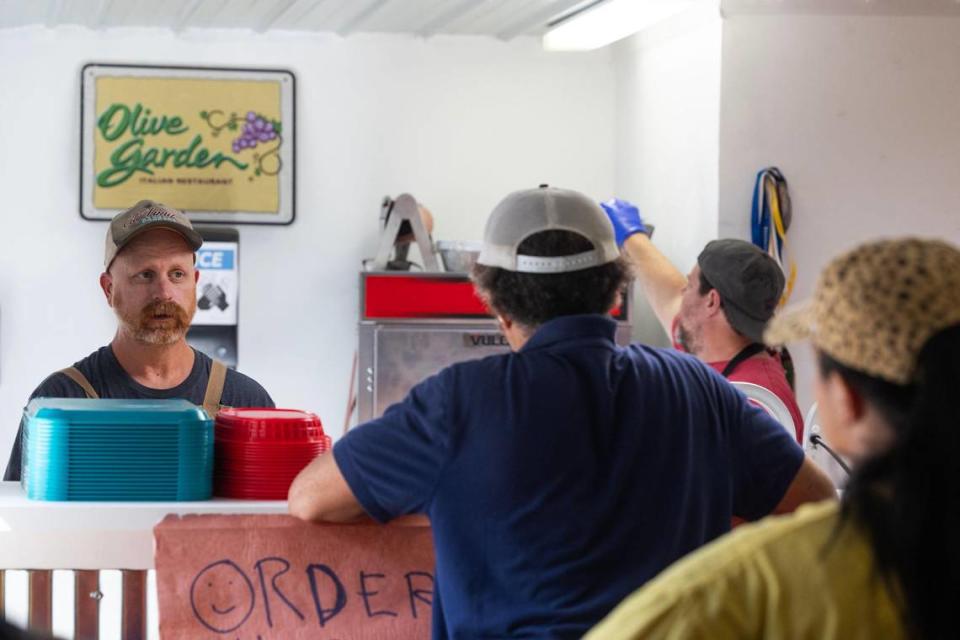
xmin=202 ymin=360 xmax=227 ymax=419
xmin=59 ymin=367 xmax=99 ymax=399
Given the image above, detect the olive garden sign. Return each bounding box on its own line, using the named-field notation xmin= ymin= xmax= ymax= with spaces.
xmin=81 ymin=64 xmax=295 ymax=224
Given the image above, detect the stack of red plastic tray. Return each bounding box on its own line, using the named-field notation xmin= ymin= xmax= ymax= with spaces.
xmin=213 ymin=408 xmax=331 ymax=499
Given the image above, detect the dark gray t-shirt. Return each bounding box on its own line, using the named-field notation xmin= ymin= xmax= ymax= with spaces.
xmin=4 ymin=345 xmax=274 ymax=481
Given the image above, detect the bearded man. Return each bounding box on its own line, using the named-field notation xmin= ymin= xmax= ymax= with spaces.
xmin=4 ymin=200 xmax=273 ymax=481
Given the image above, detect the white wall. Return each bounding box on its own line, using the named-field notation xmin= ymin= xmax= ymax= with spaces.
xmin=613 ymin=7 xmax=722 ymax=346
xmin=0 ymin=25 xmax=615 ymax=451
xmin=719 ymin=14 xmax=960 ymax=412
xmin=7 ymin=3 xmax=957 ymax=503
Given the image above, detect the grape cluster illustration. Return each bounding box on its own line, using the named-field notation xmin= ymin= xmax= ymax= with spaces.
xmin=232 ymin=111 xmax=279 ymax=153
xmin=200 ymin=107 xmax=284 ymax=180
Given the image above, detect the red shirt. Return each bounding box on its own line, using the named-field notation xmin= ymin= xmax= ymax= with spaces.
xmin=672 ymin=317 xmax=804 ymax=443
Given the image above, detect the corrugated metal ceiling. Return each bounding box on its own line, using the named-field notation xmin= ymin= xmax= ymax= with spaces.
xmin=0 ymin=0 xmax=599 ymax=37
xmin=6 ymin=1 xmax=958 ymax=38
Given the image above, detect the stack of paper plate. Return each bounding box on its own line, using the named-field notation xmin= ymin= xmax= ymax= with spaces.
xmin=22 ymin=398 xmax=213 ymax=501
xmin=214 ymin=408 xmax=330 ymax=499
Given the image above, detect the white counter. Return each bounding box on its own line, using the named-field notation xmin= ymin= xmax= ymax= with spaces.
xmin=0 ymin=482 xmax=287 ymax=570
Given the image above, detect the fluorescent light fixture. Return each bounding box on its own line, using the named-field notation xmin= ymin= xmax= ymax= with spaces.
xmin=543 ymin=0 xmax=699 ymax=51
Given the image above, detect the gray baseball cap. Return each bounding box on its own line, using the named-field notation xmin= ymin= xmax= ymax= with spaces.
xmin=697 ymin=239 xmax=785 ymax=343
xmin=477 ymin=185 xmax=620 ymax=273
xmin=104 ymin=200 xmax=203 ymax=269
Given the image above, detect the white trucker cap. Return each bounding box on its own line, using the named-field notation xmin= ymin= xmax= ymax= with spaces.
xmin=476 ymin=185 xmax=620 ymax=273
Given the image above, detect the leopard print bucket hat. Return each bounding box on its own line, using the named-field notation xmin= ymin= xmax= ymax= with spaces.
xmin=765 ymin=238 xmax=960 ymax=384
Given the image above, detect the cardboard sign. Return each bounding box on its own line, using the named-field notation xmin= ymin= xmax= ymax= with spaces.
xmin=155 ymin=514 xmax=435 ymax=639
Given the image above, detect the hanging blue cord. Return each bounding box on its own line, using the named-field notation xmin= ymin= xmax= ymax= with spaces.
xmin=750 ymin=168 xmax=799 ymax=308
xmin=752 ymin=167 xmax=788 ymax=256
xmin=751 ymin=169 xmax=770 ymax=250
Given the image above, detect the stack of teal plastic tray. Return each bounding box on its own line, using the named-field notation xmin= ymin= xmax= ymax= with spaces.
xmin=22 ymin=398 xmax=213 ymax=501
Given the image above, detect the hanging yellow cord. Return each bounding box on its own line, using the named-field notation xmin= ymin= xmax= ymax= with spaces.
xmin=764 ymin=178 xmax=797 ymax=307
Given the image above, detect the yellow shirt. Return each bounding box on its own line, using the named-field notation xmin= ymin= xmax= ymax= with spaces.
xmin=586 ymin=501 xmax=904 ymax=640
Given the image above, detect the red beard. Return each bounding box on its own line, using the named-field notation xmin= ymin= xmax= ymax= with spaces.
xmin=130 ymin=300 xmax=192 ymax=344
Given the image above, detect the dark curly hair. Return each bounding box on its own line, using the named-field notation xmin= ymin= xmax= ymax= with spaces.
xmin=471 ymin=230 xmax=631 ymax=329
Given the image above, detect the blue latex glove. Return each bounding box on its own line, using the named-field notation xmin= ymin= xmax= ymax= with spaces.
xmin=600 ymin=198 xmax=647 ymax=247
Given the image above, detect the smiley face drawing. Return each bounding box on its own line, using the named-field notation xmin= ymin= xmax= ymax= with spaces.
xmin=190 ymin=559 xmax=256 ymax=633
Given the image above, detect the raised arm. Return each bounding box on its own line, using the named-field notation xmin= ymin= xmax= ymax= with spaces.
xmin=602 ymin=199 xmax=686 ymax=336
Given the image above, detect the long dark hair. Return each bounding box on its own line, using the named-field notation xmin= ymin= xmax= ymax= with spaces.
xmin=819 ymin=324 xmax=960 ymax=639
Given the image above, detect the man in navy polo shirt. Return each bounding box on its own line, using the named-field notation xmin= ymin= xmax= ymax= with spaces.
xmin=289 ymin=186 xmax=835 ymax=639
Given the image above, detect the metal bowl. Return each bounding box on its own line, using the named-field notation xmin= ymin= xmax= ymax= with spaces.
xmin=436 ymin=241 xmax=483 ymax=273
